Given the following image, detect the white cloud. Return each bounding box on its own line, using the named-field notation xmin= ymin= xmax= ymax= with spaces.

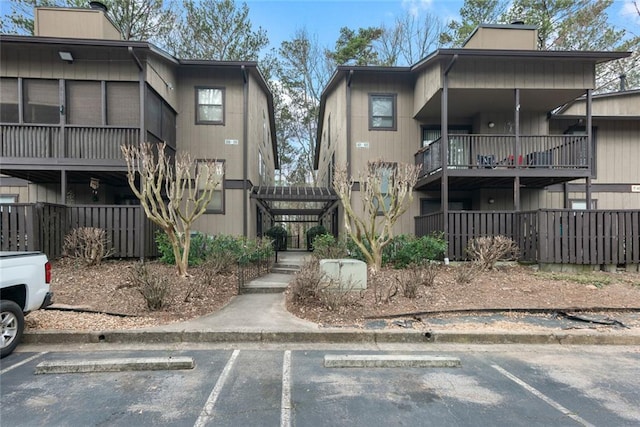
xmin=620 ymin=1 xmax=640 ymax=25
xmin=402 ymin=0 xmax=434 ymax=17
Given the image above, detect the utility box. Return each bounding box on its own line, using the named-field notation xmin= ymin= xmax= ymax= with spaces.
xmin=319 ymin=259 xmax=367 ymax=290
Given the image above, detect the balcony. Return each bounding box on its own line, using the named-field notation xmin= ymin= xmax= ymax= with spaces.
xmin=414 ymin=134 xmax=590 ymax=190
xmin=0 ymin=124 xmax=140 ymax=161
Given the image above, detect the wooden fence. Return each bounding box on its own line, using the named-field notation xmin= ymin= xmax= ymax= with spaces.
xmin=0 ymin=203 xmax=159 ymax=259
xmin=415 ymin=209 xmax=640 ymax=265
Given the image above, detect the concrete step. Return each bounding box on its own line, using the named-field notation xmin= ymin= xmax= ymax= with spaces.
xmin=240 ymin=285 xmax=288 ymax=294
xmin=271 ymin=267 xmax=299 ymax=275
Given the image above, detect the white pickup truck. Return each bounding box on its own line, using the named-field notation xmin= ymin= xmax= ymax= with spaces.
xmin=0 ymin=251 xmax=53 ymax=358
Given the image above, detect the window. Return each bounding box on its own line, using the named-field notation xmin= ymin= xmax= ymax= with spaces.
xmin=369 ymin=162 xmax=395 ymax=213
xmin=24 ymin=79 xmax=59 ymax=124
xmin=570 ymin=199 xmax=596 ymax=210
xmin=66 ymin=81 xmax=101 ymax=125
xmin=107 ymin=82 xmax=140 ymax=126
xmin=369 ymin=94 xmax=396 ymax=130
xmin=196 ymin=87 xmax=224 ymax=124
xmin=197 ymin=160 xmax=225 ymax=213
xmin=1 ymin=78 xmax=19 ymax=123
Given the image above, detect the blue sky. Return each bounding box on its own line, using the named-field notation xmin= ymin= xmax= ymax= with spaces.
xmin=246 ymin=0 xmax=640 ymax=51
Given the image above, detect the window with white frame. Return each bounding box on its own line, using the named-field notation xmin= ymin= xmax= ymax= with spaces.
xmin=196 ymin=160 xmax=225 ymax=213
xmin=196 ymin=87 xmax=224 ymax=124
xmin=369 ymin=94 xmax=396 ymax=130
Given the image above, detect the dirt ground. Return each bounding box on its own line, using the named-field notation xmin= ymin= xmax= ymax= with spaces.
xmin=26 ymin=258 xmax=640 ymax=332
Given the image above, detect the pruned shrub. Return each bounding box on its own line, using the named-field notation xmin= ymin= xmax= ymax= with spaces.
xmin=130 ymin=262 xmax=170 ymax=310
xmin=63 ymin=227 xmax=114 ymax=266
xmin=466 ymin=235 xmax=519 ymax=270
xmin=395 ymin=261 xmax=439 ymax=298
xmin=289 ymin=260 xmax=324 ymax=304
xmin=265 ymin=225 xmax=288 ymax=251
xmin=455 ymin=262 xmax=479 ymax=285
xmin=343 ymin=234 xmax=447 ymax=268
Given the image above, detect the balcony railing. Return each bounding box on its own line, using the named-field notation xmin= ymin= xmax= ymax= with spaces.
xmin=415 ymin=134 xmax=589 ymax=177
xmin=0 ymin=124 xmax=140 ymax=160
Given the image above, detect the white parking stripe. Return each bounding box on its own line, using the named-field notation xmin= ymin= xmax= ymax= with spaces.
xmin=0 ymin=352 xmax=48 ymax=375
xmin=281 ymin=350 xmax=292 ymax=427
xmin=492 ymin=364 xmax=596 ymax=427
xmin=193 ymin=349 xmax=240 ymax=427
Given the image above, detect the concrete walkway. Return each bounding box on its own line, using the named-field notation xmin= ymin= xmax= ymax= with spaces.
xmin=152 ymin=250 xmax=318 ymax=332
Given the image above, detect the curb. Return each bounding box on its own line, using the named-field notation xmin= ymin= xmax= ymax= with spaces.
xmin=34 ymin=356 xmax=195 ymax=374
xmin=22 ymin=329 xmax=640 ymax=346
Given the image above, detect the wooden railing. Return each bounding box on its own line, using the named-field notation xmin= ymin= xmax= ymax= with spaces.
xmin=415 ymin=135 xmax=589 ymax=177
xmin=0 ymin=203 xmax=159 ymax=259
xmin=415 ymin=209 xmax=640 ymax=265
xmin=1 ymin=125 xmax=139 ymax=160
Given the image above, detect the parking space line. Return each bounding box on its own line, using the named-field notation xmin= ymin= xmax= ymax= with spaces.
xmin=281 ymin=350 xmax=292 ymax=427
xmin=193 ymin=349 xmax=240 ymax=427
xmin=0 ymin=352 xmax=48 ymax=375
xmin=492 ymin=364 xmax=595 ymax=427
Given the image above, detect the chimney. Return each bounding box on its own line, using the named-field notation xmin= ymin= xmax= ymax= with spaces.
xmin=89 ymin=1 xmax=108 ymax=13
xmin=619 ymin=74 xmax=627 ymax=92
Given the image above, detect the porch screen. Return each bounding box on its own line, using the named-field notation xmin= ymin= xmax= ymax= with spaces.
xmin=23 ymin=79 xmax=59 ymax=124
xmin=67 ymin=81 xmax=101 ymax=125
xmin=0 ymin=77 xmax=19 ymax=123
xmin=107 ymin=82 xmax=140 ymax=126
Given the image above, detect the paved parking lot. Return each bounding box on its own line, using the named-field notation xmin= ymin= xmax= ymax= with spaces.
xmin=2 ymin=346 xmax=639 ymax=426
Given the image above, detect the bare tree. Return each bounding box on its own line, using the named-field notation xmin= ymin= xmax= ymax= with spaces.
xmin=121 ymin=143 xmax=223 ymax=277
xmin=378 ymin=11 xmax=445 ymax=66
xmin=333 ymin=160 xmax=420 ymax=274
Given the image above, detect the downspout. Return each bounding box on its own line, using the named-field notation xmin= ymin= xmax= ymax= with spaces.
xmin=242 ymin=65 xmax=249 ymax=237
xmin=442 ymin=54 xmax=457 ymax=264
xmin=346 ymin=70 xmax=353 ymax=177
xmin=586 ymin=89 xmax=592 ymax=208
xmin=129 ymin=47 xmax=145 ymax=260
xmin=514 ymin=88 xmax=521 ymax=211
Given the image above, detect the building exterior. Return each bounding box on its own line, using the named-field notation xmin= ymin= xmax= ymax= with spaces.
xmin=0 ymin=5 xmax=278 ymax=244
xmin=315 ymin=24 xmax=636 ymax=239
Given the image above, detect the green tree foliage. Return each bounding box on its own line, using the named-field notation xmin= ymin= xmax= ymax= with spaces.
xmin=1 ymin=0 xmax=175 ymax=42
xmin=327 ymin=26 xmax=384 ymax=66
xmin=441 ymin=0 xmax=639 ymax=91
xmin=166 ymin=0 xmax=268 ymax=60
xmin=439 ymin=0 xmax=509 ymax=47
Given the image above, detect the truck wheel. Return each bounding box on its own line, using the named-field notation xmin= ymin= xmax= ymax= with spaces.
xmin=1 ymin=300 xmax=25 ymax=358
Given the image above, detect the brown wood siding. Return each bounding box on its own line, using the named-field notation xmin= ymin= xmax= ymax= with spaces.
xmin=559 ymin=93 xmax=640 ymax=117
xmin=176 ymin=68 xmax=245 ymax=180
xmin=449 ymin=59 xmax=593 ymax=90
xmin=1 ymin=45 xmax=137 ymax=81
xmin=145 ymin=56 xmax=178 ymax=110
xmin=349 ymin=76 xmax=419 ymax=176
xmin=413 ymin=62 xmax=441 ymax=116
xmin=318 ymin=79 xmax=347 ymax=187
xmin=247 ymin=73 xmax=272 ymax=186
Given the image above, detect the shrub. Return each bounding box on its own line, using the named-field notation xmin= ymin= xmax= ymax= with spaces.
xmin=156 ymin=230 xmax=214 ymax=267
xmin=311 ymin=234 xmax=349 ymax=260
xmin=455 ymin=262 xmax=478 ymax=285
xmin=385 ymin=234 xmax=447 ymax=268
xmin=289 ymin=260 xmax=324 ymax=305
xmin=466 ymin=235 xmax=519 ymax=270
xmin=130 ymin=262 xmax=170 ymax=310
xmin=395 ymin=260 xmax=439 ymax=298
xmin=265 ymin=225 xmax=288 ymax=251
xmin=63 ymin=227 xmax=114 ymax=266
xmin=306 ymin=225 xmax=328 ymax=251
